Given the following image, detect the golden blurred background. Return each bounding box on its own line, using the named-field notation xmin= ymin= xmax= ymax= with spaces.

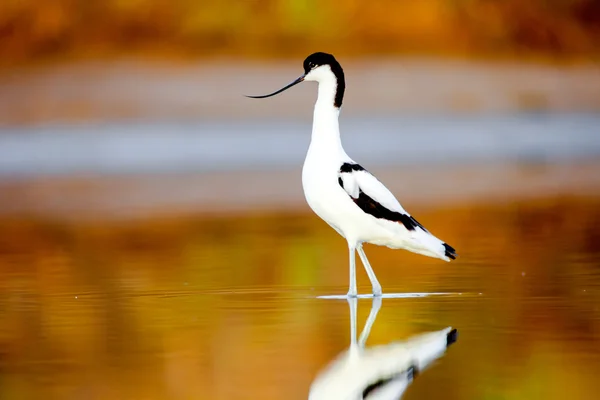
xmin=1 ymin=1 xmax=600 ymax=399
xmin=1 ymin=0 xmax=600 ymax=65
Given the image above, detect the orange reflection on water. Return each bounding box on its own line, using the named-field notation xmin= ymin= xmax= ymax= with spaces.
xmin=0 ymin=196 xmax=599 ymax=399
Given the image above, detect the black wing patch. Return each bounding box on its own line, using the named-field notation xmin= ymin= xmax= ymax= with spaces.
xmin=338 ymin=163 xmax=427 ymax=232
xmin=340 ymin=162 xmax=365 ymax=173
xmin=353 ymin=189 xmax=426 ymax=232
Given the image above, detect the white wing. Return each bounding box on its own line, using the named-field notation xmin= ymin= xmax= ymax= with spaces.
xmin=342 ymin=168 xmax=408 ymax=214
xmin=338 ymin=162 xmax=425 ymax=229
xmin=338 ymin=162 xmax=457 ymax=260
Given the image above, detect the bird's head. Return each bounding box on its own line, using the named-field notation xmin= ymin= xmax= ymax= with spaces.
xmin=246 ymin=52 xmax=345 ymax=108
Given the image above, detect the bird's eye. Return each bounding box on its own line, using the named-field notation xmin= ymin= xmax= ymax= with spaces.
xmin=309 ymin=62 xmax=315 ymax=68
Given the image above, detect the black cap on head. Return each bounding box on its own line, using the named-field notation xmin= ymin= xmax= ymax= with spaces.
xmin=302 ymin=52 xmax=345 ymax=108
xmin=303 ymin=52 xmax=339 ymax=74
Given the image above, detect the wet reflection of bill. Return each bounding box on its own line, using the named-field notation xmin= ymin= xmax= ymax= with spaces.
xmin=309 ymin=297 xmax=458 ymax=399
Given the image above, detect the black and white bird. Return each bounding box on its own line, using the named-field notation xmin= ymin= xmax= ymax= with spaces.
xmin=248 ymin=52 xmax=457 ymax=297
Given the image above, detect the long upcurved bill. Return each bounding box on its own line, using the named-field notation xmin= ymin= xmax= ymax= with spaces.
xmin=245 ymin=75 xmax=305 ymax=99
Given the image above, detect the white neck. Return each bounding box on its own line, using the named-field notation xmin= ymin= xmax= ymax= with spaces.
xmin=310 ymin=80 xmax=342 ymax=147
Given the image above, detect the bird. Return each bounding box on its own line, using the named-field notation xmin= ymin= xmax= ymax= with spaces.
xmin=247 ymin=52 xmax=457 ymax=297
xmin=309 ymin=297 xmax=458 ymax=400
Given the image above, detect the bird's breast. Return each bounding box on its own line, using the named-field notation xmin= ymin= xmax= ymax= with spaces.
xmin=302 ymin=154 xmax=353 ymax=223
xmin=301 ymin=161 xmax=338 ymax=203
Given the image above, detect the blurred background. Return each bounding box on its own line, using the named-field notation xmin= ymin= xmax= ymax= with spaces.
xmin=0 ymin=1 xmax=599 ymax=399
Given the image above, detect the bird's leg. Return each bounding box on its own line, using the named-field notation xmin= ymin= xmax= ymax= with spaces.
xmin=347 ymin=296 xmax=358 ymax=351
xmin=359 ymin=296 xmax=382 ymax=347
xmin=348 ymin=244 xmax=358 ymax=297
xmin=357 ymin=244 xmax=382 ymax=296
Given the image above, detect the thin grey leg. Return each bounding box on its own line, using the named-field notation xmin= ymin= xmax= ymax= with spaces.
xmin=357 ymin=244 xmax=382 ymax=296
xmin=359 ymin=296 xmax=382 ymax=347
xmin=347 ymin=296 xmax=358 ymax=349
xmin=347 ymin=244 xmax=357 ymax=297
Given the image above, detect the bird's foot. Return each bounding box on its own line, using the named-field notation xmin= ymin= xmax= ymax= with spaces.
xmin=372 ymin=284 xmax=382 ymax=297
xmin=347 ymin=289 xmax=358 ymax=298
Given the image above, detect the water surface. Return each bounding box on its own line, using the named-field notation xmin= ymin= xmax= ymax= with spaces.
xmin=0 ymin=196 xmax=599 ymax=399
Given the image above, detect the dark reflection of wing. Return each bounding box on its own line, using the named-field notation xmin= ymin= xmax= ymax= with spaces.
xmin=308 ymin=298 xmax=458 ymax=400
xmin=361 ymin=367 xmax=415 ymax=399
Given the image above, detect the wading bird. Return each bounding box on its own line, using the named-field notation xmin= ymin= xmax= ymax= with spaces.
xmin=247 ymin=52 xmax=456 ymax=297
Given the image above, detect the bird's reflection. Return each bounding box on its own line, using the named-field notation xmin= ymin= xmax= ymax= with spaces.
xmin=309 ymin=297 xmax=458 ymax=399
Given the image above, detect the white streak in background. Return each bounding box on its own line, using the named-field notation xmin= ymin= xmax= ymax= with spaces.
xmin=0 ymin=115 xmax=599 ymax=177
xmin=309 ymin=297 xmax=457 ymax=400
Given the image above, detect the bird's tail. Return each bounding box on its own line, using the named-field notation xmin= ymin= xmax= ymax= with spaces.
xmin=441 ymin=242 xmax=457 ymax=260
xmin=410 ymin=228 xmax=457 ymax=262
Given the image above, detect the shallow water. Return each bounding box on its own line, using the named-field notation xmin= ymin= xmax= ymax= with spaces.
xmin=0 ymin=195 xmax=599 ymax=399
